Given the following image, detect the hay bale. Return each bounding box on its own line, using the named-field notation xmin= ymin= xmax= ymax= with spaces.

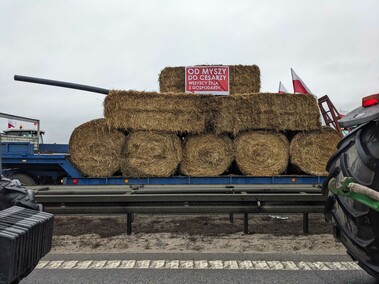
xmin=159 ymin=65 xmax=261 ymax=94
xmin=180 ymin=134 xmax=233 ymax=176
xmin=290 ymin=127 xmax=340 ymax=176
xmin=69 ymin=118 xmax=126 ymax=177
xmin=104 ymin=90 xmax=210 ymax=133
xmin=234 ymin=131 xmax=289 ymax=176
xmin=120 ymin=131 xmax=182 ymax=177
xmin=210 ymin=93 xmax=321 ymax=135
xmin=159 ymin=67 xmax=185 ymax=93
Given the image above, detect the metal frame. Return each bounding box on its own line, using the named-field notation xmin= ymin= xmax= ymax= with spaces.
xmin=32 ymin=183 xmax=326 ymax=235
xmin=64 ymin=175 xmax=326 ymax=185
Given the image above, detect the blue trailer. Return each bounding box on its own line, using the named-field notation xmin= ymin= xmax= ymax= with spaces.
xmin=1 ymin=141 xmax=83 ymax=185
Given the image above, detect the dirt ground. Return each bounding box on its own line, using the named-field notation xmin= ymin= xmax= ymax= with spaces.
xmin=52 ymin=213 xmax=346 ymax=254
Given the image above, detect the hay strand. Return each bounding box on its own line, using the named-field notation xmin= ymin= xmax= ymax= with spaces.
xmin=69 ymin=118 xmax=126 ymax=177
xmin=290 ymin=127 xmax=341 ymax=176
xmin=234 ymin=131 xmax=289 ymax=176
xmin=180 ymin=134 xmax=233 ymax=176
xmin=120 ymin=131 xmax=182 ymax=177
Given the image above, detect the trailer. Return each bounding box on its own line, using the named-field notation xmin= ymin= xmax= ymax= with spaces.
xmin=1 ymin=139 xmax=325 ymax=184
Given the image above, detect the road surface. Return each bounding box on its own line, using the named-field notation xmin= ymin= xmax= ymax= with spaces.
xmin=22 ymin=252 xmax=375 ymax=284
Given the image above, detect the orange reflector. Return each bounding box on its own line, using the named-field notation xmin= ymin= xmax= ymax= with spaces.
xmin=292 ymin=178 xmax=296 ymax=183
xmin=124 ymin=179 xmax=129 ymax=183
xmin=362 ymin=94 xmax=379 ymax=107
xmin=73 ymin=179 xmax=78 ymax=185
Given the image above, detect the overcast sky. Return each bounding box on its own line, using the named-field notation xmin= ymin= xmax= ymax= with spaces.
xmin=1 ymin=0 xmax=378 ymax=143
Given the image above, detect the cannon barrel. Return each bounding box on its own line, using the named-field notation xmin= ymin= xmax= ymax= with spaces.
xmin=14 ymin=75 xmax=109 ymax=95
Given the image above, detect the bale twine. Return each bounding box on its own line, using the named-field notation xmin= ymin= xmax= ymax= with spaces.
xmin=159 ymin=65 xmax=261 ymax=94
xmin=180 ymin=134 xmax=233 ymax=176
xmin=104 ymin=90 xmax=209 ymax=133
xmin=69 ymin=118 xmax=126 ymax=177
xmin=120 ymin=131 xmax=182 ymax=177
xmin=290 ymin=127 xmax=340 ymax=176
xmin=210 ymin=93 xmax=321 ymax=135
xmin=234 ymin=131 xmax=289 ymax=176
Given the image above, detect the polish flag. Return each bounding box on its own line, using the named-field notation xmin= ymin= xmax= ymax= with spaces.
xmin=291 ymin=68 xmax=312 ymax=94
xmin=278 ymin=81 xmax=288 ymax=94
xmin=8 ymin=120 xmax=16 ymax=128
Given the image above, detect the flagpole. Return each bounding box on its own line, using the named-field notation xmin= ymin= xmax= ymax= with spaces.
xmin=291 ymin=68 xmax=295 ymax=94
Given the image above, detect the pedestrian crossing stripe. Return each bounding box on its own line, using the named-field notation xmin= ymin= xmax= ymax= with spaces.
xmin=36 ymin=260 xmax=362 ymax=271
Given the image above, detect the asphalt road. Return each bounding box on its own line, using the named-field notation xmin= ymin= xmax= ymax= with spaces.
xmin=21 ymin=252 xmax=377 ymax=284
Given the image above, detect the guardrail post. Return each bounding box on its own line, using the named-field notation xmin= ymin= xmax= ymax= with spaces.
xmin=303 ymin=213 xmax=309 ymax=234
xmin=229 ymin=213 xmax=234 ymax=223
xmin=127 ymin=213 xmax=133 ymax=235
xmin=243 ymin=212 xmax=249 ymax=234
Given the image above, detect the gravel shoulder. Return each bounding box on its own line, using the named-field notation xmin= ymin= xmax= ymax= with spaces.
xmin=51 ymin=213 xmax=345 ymax=254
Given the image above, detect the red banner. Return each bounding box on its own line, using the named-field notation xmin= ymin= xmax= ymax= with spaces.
xmin=185 ymin=66 xmax=229 ymax=95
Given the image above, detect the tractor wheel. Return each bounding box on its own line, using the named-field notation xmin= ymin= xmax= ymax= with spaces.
xmin=0 ymin=177 xmax=40 ymax=211
xmin=324 ymin=119 xmax=379 ymax=279
xmin=8 ymin=173 xmax=37 ymax=186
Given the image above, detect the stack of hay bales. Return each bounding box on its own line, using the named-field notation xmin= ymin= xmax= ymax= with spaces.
xmin=159 ymin=65 xmax=261 ymax=95
xmin=68 ymin=64 xmax=340 ymax=178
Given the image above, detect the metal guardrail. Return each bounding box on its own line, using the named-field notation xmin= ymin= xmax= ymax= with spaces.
xmin=31 ymin=184 xmax=326 ymax=235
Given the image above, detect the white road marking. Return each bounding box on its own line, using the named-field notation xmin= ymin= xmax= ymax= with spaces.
xmin=61 ymin=261 xmax=78 ymax=269
xmin=44 ymin=261 xmax=64 ymax=269
xmin=75 ymin=261 xmax=93 ymax=269
xmin=36 ymin=260 xmax=362 ymax=271
xmin=224 ymin=260 xmax=238 ymax=269
xmin=238 ymin=260 xmax=253 ymax=269
xmin=180 ymin=260 xmax=194 ymax=269
xmin=165 ymin=260 xmax=179 ymax=269
xmin=104 ymin=260 xmax=121 ymax=269
xmin=35 ymin=261 xmax=49 ymax=269
xmin=150 ymin=260 xmax=166 ymax=269
xmin=254 ymin=261 xmax=270 ymax=270
xmin=88 ymin=260 xmax=107 ymax=269
xmin=194 ymin=260 xmax=208 ymax=269
xmin=120 ymin=260 xmax=136 ymax=268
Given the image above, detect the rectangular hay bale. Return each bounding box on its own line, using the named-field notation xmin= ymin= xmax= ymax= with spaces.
xmin=104 ymin=90 xmax=209 ymax=133
xmin=209 ymin=93 xmax=321 ymax=135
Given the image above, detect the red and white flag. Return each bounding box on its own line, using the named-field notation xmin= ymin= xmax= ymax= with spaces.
xmin=278 ymin=81 xmax=288 ymax=94
xmin=291 ymin=68 xmax=312 ymax=94
xmin=8 ymin=120 xmax=16 ymax=128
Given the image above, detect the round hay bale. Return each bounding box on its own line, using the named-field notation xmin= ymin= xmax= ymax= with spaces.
xmin=234 ymin=131 xmax=289 ymax=176
xmin=69 ymin=118 xmax=126 ymax=177
xmin=180 ymin=134 xmax=233 ymax=176
xmin=290 ymin=127 xmax=340 ymax=176
xmin=120 ymin=131 xmax=182 ymax=177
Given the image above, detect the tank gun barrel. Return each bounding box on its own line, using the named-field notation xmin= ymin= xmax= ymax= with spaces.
xmin=14 ymin=75 xmax=109 ymax=95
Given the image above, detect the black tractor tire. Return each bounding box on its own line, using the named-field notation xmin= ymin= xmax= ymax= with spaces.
xmin=0 ymin=178 xmax=40 ymax=211
xmin=8 ymin=173 xmax=37 ymax=186
xmin=324 ymin=119 xmax=379 ymax=279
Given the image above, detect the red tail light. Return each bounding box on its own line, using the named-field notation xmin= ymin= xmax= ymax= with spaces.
xmin=73 ymin=179 xmax=78 ymax=185
xmin=362 ymin=94 xmax=379 ymax=107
